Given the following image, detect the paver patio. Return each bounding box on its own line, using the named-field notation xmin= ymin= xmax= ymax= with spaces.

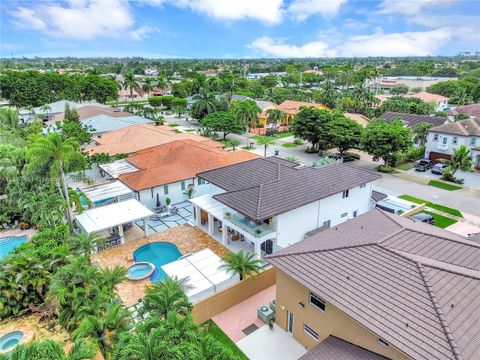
xmin=90 ymin=224 xmax=230 ymax=306
xmin=135 ymin=201 xmax=194 ymax=234
xmin=212 ymin=285 xmax=276 ymax=342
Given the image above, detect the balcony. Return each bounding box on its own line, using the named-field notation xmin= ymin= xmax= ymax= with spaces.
xmin=437 ymin=142 xmax=448 ymax=151
xmin=223 ymin=209 xmax=275 ymax=238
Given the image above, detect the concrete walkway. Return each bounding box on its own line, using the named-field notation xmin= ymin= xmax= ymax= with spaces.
xmin=236 ymin=324 xmax=307 ymax=360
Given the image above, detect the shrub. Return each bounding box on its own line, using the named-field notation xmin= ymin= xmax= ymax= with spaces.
xmin=148 ymin=97 xmax=163 ymax=108
xmin=161 ymin=95 xmax=175 ymax=109
xmin=172 ymin=97 xmax=187 ymax=107
xmin=405 ymin=146 xmax=425 ymax=162
xmin=377 ymin=165 xmax=394 ymax=173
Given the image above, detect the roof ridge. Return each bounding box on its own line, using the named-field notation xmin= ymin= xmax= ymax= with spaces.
xmin=416 ymin=262 xmax=463 ymax=360
xmin=266 ymin=241 xmax=379 ymax=259
xmin=256 ymin=184 xmax=263 ymax=219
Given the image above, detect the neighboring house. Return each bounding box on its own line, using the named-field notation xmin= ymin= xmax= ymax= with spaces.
xmin=88 ymin=124 xmax=222 ymax=155
xmin=366 ymin=76 xmax=457 ymax=92
xmin=119 ymin=87 xmax=145 ymax=100
xmin=380 ymin=111 xmax=448 ymax=129
xmin=19 ymin=100 xmax=110 ymax=123
xmin=345 ymin=113 xmax=370 ymax=127
xmin=48 ymin=106 xmax=132 ymax=124
xmin=117 ymin=140 xmax=259 ymax=208
xmin=267 ymin=209 xmax=480 ymax=360
xmin=425 ymin=118 xmax=480 ymax=167
xmin=447 ymin=103 xmax=480 ymax=119
xmin=190 ymin=157 xmax=380 ymax=258
xmin=81 ymin=114 xmax=153 ymax=136
xmin=411 ymin=91 xmax=450 ymax=111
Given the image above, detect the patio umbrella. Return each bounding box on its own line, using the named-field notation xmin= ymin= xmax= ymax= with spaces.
xmin=156 ymin=193 xmax=161 ymax=208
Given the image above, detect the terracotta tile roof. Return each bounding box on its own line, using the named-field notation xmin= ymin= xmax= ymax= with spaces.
xmin=55 ymin=106 xmax=132 ymax=121
xmin=277 ymin=100 xmax=330 ymax=115
xmin=345 ymin=113 xmax=370 ymax=127
xmin=412 ymin=92 xmax=450 ymax=103
xmin=87 ymin=124 xmax=223 ymax=155
xmin=448 ymin=104 xmax=480 ymax=119
xmin=267 ymin=209 xmax=480 ymax=360
xmin=300 ymin=336 xmax=388 ymax=360
xmin=118 ymin=140 xmax=259 ymax=191
xmin=199 ymin=158 xmax=381 ymax=221
xmin=380 ymin=111 xmax=447 ymax=128
xmin=429 ymin=118 xmax=480 ymax=137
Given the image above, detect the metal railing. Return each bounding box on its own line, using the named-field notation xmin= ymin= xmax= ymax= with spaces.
xmin=223 ymin=209 xmax=275 ymax=238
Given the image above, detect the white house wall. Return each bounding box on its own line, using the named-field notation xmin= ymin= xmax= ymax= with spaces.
xmin=425 ymin=132 xmax=478 ymax=157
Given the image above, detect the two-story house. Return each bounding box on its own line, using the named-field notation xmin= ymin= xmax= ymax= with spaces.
xmin=190 ymin=157 xmax=381 ymax=258
xmin=425 ymin=117 xmax=480 ymax=168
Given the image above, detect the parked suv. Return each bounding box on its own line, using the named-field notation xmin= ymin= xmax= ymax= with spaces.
xmin=414 ymin=158 xmax=434 ymax=172
xmin=431 ymin=163 xmax=447 ymax=175
xmin=409 ymin=212 xmax=435 ymax=225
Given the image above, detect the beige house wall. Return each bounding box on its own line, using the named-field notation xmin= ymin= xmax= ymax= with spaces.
xmin=276 ymin=270 xmax=412 ymax=360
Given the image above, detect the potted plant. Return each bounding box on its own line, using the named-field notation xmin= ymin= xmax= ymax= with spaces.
xmin=225 ymin=211 xmax=231 ymax=219
xmin=166 ymin=197 xmax=171 ymax=210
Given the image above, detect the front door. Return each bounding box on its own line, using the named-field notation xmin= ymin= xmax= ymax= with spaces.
xmin=287 ymin=311 xmax=294 ymax=334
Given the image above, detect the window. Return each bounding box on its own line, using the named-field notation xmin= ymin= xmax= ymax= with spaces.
xmin=360 ymin=183 xmax=366 ymax=189
xmin=433 ymin=134 xmax=438 ymax=141
xmin=453 ymin=137 xmax=458 ymax=145
xmin=322 ymin=220 xmax=331 ymax=228
xmin=442 ymin=136 xmax=448 ymax=145
xmin=303 ymin=324 xmax=319 ymax=340
xmin=470 ymin=137 xmax=477 ymax=146
xmin=198 ymin=177 xmax=206 ymax=185
xmin=163 ymin=185 xmax=169 ymax=195
xmin=378 ymin=338 xmax=389 ymax=348
xmin=151 ymin=188 xmax=154 ymax=198
xmin=181 ymin=181 xmax=186 ymax=191
xmin=341 ymin=212 xmax=348 ymax=218
xmin=353 ymin=210 xmax=358 ymax=217
xmin=342 ymin=190 xmax=349 ymax=198
xmin=309 ymin=292 xmax=325 ymax=312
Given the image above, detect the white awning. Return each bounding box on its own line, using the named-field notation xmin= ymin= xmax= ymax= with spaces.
xmin=78 ymin=181 xmax=133 ymax=203
xmin=99 ymin=160 xmax=138 ymax=179
xmin=189 ymin=194 xmax=227 ymax=220
xmin=75 ymin=199 xmax=153 ymax=234
xmin=161 ymin=248 xmax=239 ymax=303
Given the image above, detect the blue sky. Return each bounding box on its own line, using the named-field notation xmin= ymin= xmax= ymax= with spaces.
xmin=1 ymin=0 xmax=479 ymax=58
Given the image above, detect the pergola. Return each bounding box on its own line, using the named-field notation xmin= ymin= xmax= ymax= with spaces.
xmin=78 ymin=181 xmax=133 ymax=204
xmin=99 ymin=159 xmax=137 ymax=179
xmin=75 ymin=199 xmax=153 ymax=243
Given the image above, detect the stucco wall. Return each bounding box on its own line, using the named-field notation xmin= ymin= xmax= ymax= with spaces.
xmin=425 ymin=132 xmax=478 ymax=158
xmin=275 ymin=270 xmax=412 ymax=360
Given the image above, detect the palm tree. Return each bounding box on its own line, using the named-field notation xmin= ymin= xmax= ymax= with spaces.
xmin=413 ymin=122 xmax=433 ymax=146
xmin=3 ymin=339 xmax=96 ymax=360
xmin=0 ymin=108 xmax=21 ymax=132
xmin=156 ymin=75 xmax=167 ymax=91
xmin=256 ymin=136 xmax=276 ymax=157
xmin=122 ymin=71 xmax=140 ymax=103
xmin=225 ymin=139 xmax=240 ymax=151
xmin=442 ymin=145 xmax=473 ymax=178
xmin=191 ymin=87 xmax=217 ymax=119
xmin=140 ymin=277 xmax=192 ymax=319
xmin=69 ymin=232 xmax=107 ymax=256
xmin=142 ymin=77 xmax=154 ymax=98
xmin=40 ymin=104 xmax=52 ymax=120
xmin=266 ymin=108 xmax=286 ymax=126
xmin=232 ymin=99 xmax=261 ymax=147
xmin=28 ymin=133 xmax=86 ymax=228
xmin=220 ymin=250 xmax=263 ymax=281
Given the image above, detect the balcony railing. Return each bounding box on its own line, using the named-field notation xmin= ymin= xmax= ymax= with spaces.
xmin=223 ymin=209 xmax=275 ymax=238
xmin=437 ymin=142 xmax=448 ymax=150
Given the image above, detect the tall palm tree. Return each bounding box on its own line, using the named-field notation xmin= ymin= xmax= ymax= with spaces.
xmin=40 ymin=104 xmax=52 ymax=120
xmin=156 ymin=75 xmax=167 ymax=91
xmin=220 ymin=250 xmax=263 ymax=281
xmin=122 ymin=71 xmax=140 ymax=103
xmin=142 ymin=77 xmax=154 ymax=98
xmin=0 ymin=108 xmax=21 ymax=132
xmin=191 ymin=87 xmax=217 ymax=119
xmin=232 ymin=99 xmax=261 ymax=147
xmin=256 ymin=136 xmax=276 ymax=157
xmin=140 ymin=277 xmax=192 ymax=319
xmin=413 ymin=122 xmax=433 ymax=146
xmin=266 ymin=108 xmax=286 ymax=126
xmin=69 ymin=232 xmax=107 ymax=256
xmin=443 ymin=145 xmax=473 ymax=177
xmin=28 ymin=133 xmax=86 ymax=228
xmin=2 ymin=339 xmax=96 ymax=360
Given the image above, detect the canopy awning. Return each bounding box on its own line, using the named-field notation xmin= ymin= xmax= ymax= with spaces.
xmin=189 ymin=194 xmax=228 ymax=220
xmin=99 ymin=160 xmax=138 ymax=179
xmin=78 ymin=181 xmax=133 ymax=203
xmin=75 ymin=199 xmax=153 ymax=234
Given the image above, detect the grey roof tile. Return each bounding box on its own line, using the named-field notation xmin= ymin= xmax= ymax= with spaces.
xmin=380 ymin=111 xmax=447 ymax=128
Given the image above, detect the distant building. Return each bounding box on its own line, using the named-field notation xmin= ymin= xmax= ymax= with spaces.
xmin=410 ymin=92 xmax=449 ymax=111
xmin=366 ymin=76 xmax=457 ymax=93
xmin=144 ymin=68 xmax=158 ymax=77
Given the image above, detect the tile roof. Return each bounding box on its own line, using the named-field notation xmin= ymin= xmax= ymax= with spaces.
xmin=345 ymin=113 xmax=370 ymax=127
xmin=380 ymin=111 xmax=447 ymax=128
xmin=267 ymin=209 xmax=480 ymax=360
xmin=448 ymin=104 xmax=480 ymax=119
xmin=371 ymin=190 xmax=388 ymax=202
xmin=412 ymin=92 xmax=450 ymax=102
xmin=88 ymin=124 xmax=223 ymax=155
xmin=277 ymin=100 xmax=330 ymax=115
xmin=429 ymin=118 xmax=480 ymax=137
xmin=118 ymin=140 xmax=259 ymax=191
xmin=199 ymin=157 xmax=381 ymax=221
xmin=299 ymin=336 xmax=388 ymax=360
xmin=55 ymin=106 xmax=132 ymax=121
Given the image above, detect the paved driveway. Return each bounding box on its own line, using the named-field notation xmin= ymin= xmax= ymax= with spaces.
xmin=406 ymin=168 xmax=480 ymax=189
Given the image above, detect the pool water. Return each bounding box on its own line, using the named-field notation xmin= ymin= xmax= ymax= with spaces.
xmin=0 ymin=236 xmax=28 ymax=260
xmin=0 ymin=331 xmax=23 ymax=351
xmin=133 ymin=242 xmax=182 ymax=282
xmin=127 ymin=263 xmax=154 ymax=280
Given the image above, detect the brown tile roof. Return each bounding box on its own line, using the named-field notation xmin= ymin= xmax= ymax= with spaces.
xmin=199 ymin=158 xmax=381 ymax=221
xmin=345 ymin=113 xmax=370 ymax=127
xmin=277 ymin=100 xmax=330 ymax=115
xmin=118 ymin=140 xmax=259 ymax=191
xmin=380 ymin=111 xmax=447 ymax=128
xmin=371 ymin=190 xmax=388 ymax=202
xmin=448 ymin=104 xmax=480 ymax=119
xmin=267 ymin=209 xmax=480 ymax=360
xmin=55 ymin=106 xmax=132 ymax=121
xmin=87 ymin=124 xmax=223 ymax=155
xmin=412 ymin=92 xmax=450 ymax=103
xmin=429 ymin=118 xmax=480 ymax=137
xmin=300 ymin=336 xmax=388 ymax=360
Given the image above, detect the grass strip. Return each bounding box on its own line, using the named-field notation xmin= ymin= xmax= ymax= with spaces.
xmin=427 ymin=180 xmax=463 ymax=191
xmin=398 ymin=195 xmax=463 ymax=218
xmin=202 ymin=320 xmax=248 ymax=360
xmin=423 ymin=211 xmax=457 ymax=229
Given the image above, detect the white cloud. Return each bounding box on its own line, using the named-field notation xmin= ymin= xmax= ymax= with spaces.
xmin=130 ymin=26 xmax=159 ymax=40
xmin=249 ymin=28 xmax=455 ymax=57
xmin=287 ymin=0 xmax=348 ymax=20
xmin=377 ymin=0 xmax=457 ymax=16
xmin=344 ymin=18 xmax=368 ymax=30
xmin=8 ymin=0 xmax=152 ymax=40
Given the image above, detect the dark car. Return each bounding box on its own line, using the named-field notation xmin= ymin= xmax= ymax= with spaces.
xmin=328 ymin=153 xmax=343 ymax=162
xmin=409 ymin=212 xmax=435 ymax=225
xmin=431 ymin=163 xmax=447 ymax=175
xmin=414 ymin=159 xmax=434 ymax=172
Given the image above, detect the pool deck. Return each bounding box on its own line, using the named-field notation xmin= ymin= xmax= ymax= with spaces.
xmin=90 ymin=224 xmax=230 ymax=307
xmin=0 ymin=228 xmax=37 ymax=240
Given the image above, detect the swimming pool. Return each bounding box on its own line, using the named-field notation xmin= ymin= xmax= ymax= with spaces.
xmin=133 ymin=242 xmax=182 ymax=282
xmin=0 ymin=236 xmax=28 ymax=260
xmin=0 ymin=331 xmax=23 ymax=353
xmin=127 ymin=262 xmax=155 ymax=281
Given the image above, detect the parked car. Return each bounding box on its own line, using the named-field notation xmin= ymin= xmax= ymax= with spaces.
xmin=409 ymin=212 xmax=435 ymax=225
xmin=431 ymin=163 xmax=448 ymax=175
xmin=414 ymin=159 xmax=434 ymax=172
xmin=328 ymin=153 xmax=343 ymax=162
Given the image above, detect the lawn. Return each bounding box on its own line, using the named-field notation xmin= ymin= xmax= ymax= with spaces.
xmin=398 ymin=195 xmax=463 ymax=218
xmin=252 ymin=132 xmax=294 ymax=141
xmin=202 ymin=320 xmax=248 ymax=360
xmin=241 ymin=146 xmax=255 ymax=150
xmin=427 ymin=180 xmax=463 ymax=191
xmin=168 ymin=123 xmax=180 ymax=127
xmin=282 ymin=142 xmax=300 ymax=148
xmin=423 ymin=211 xmax=457 ymax=229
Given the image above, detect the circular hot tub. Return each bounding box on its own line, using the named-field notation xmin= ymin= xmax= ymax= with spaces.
xmin=126 ymin=262 xmax=155 ymax=281
xmin=0 ymin=331 xmax=24 ymax=353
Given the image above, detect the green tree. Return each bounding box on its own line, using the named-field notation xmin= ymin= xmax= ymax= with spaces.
xmin=413 ymin=122 xmax=433 ymax=146
xmin=390 ymin=84 xmax=409 ymax=95
xmin=0 ymin=108 xmax=21 ymax=132
xmin=190 ymin=87 xmax=217 ymax=119
xmin=442 ymin=145 xmax=473 ymax=178
xmin=291 ymin=107 xmax=331 ymax=151
xmin=256 ymin=136 xmax=276 ymax=157
xmin=325 ymin=113 xmax=363 ymax=156
xmin=142 ymin=77 xmax=154 ymax=98
xmin=361 ymin=119 xmax=413 ymax=166
xmin=69 ymin=232 xmax=107 ymax=257
xmin=220 ymin=250 xmax=263 ymax=281
xmin=122 ymin=71 xmax=140 ymax=103
xmin=157 ymin=75 xmax=168 ymax=90
xmin=200 ymin=112 xmax=243 ymax=140
xmin=0 ymin=339 xmax=96 ymax=360
xmin=225 ymin=139 xmax=240 ymax=151
xmin=231 ymin=99 xmax=261 ymax=147
xmin=266 ymin=108 xmax=285 ymax=125
xmin=148 ymin=96 xmax=163 ymax=109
